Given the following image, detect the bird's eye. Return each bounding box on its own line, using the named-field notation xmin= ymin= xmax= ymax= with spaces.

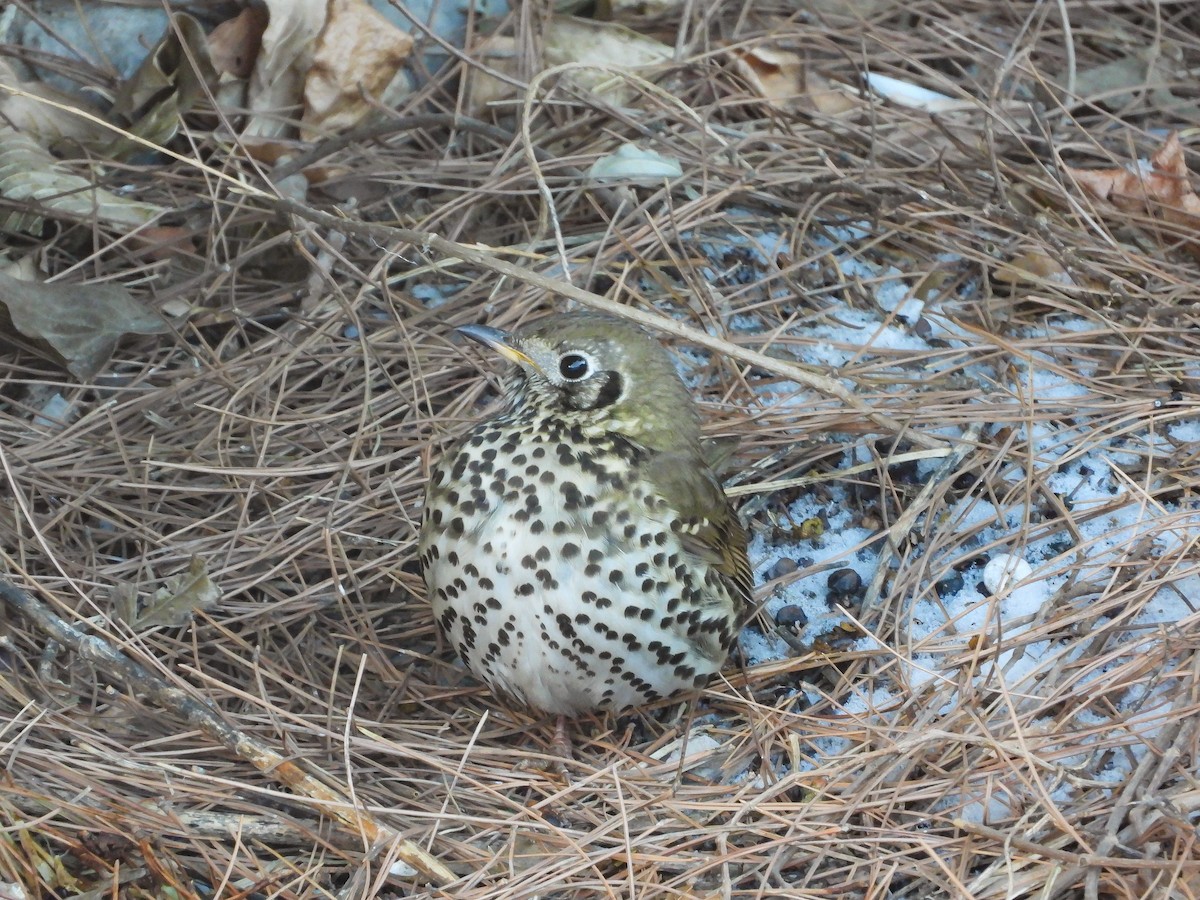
xmin=558 ymin=353 xmax=590 ymax=380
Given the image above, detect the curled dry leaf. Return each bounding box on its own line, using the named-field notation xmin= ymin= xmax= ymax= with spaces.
xmin=108 ymin=13 xmax=218 ymax=158
xmin=729 ymin=46 xmax=859 ymax=115
xmin=113 ymin=558 xmax=223 ymax=631
xmin=208 ymin=6 xmax=269 ymax=79
xmin=587 ymin=143 xmax=682 ymax=182
xmin=0 ymin=270 xmax=169 ymax=381
xmin=246 ymin=0 xmax=327 ymax=137
xmin=730 ymin=45 xmax=803 ymax=108
xmin=301 ymin=0 xmax=415 ymax=139
xmin=1068 ymin=132 xmax=1200 ymax=260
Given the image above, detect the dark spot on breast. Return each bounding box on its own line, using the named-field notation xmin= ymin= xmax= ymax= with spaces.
xmin=556 ymin=614 xmax=576 ymax=639
xmin=561 ymin=483 xmax=583 ymax=510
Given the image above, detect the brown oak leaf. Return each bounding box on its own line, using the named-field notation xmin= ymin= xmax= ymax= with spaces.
xmin=1068 ymin=132 xmax=1200 ymax=260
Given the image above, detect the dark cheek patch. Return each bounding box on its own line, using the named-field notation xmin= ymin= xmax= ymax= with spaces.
xmin=591 ymin=371 xmax=623 ymax=409
xmin=562 ymin=369 xmax=622 ymax=411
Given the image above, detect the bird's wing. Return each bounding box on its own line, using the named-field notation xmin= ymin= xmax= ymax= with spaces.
xmin=642 ymin=451 xmax=753 ymax=624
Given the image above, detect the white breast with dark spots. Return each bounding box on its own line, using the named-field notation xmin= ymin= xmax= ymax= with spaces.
xmin=420 ymin=418 xmax=732 ymax=716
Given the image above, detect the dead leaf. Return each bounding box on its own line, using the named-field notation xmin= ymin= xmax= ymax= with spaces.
xmin=301 ymin=0 xmax=415 ymax=139
xmin=1067 ymin=132 xmax=1200 ymax=260
xmin=0 ymin=60 xmax=109 ymax=146
xmin=230 ymin=135 xmax=349 ymax=185
xmin=467 ymin=17 xmax=672 ymax=114
xmin=601 ymin=0 xmax=686 ymax=17
xmin=464 ymin=34 xmax=520 ymax=114
xmin=246 ymin=0 xmax=327 ymax=137
xmin=730 ymin=46 xmax=804 ymax=109
xmin=128 ymin=225 xmax=199 ymax=260
xmin=587 ymin=142 xmax=681 ymax=182
xmin=0 ymin=270 xmax=169 ymax=380
xmin=113 ymin=558 xmax=223 ymax=631
xmin=729 ymin=46 xmax=860 ymax=115
xmin=543 ymin=18 xmax=672 ymax=104
xmin=0 ymin=124 xmax=169 ymax=235
xmin=108 ymin=13 xmax=218 ymax=156
xmin=1059 ymin=47 xmax=1189 ymax=112
xmin=208 ymin=6 xmax=269 ymax=79
xmin=993 ymin=248 xmax=1076 ymax=286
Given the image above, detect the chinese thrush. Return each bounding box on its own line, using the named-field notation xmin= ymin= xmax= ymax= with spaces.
xmin=419 ymin=313 xmax=751 ymax=717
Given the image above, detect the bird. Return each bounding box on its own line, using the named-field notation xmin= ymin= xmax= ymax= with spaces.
xmin=419 ymin=312 xmax=751 ymax=728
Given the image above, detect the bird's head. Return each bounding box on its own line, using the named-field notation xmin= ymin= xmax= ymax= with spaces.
xmin=457 ymin=312 xmax=702 ymax=453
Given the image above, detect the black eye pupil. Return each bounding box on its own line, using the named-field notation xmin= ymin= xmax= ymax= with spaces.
xmin=559 ymin=354 xmax=589 ymax=379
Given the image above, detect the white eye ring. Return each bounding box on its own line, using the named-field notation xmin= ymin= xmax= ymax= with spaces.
xmin=557 ymin=352 xmax=592 ymax=381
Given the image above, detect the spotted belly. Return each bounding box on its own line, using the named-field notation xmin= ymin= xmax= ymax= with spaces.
xmin=419 ymin=435 xmax=733 ymax=716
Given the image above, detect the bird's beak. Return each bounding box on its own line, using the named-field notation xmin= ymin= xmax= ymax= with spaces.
xmin=457 ymin=324 xmax=539 ymax=370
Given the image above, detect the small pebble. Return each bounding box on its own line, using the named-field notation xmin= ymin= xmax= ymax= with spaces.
xmin=826 ymin=567 xmax=863 ymax=598
xmin=770 ymin=557 xmax=799 ymax=579
xmin=935 ymin=571 xmax=964 ymax=596
xmin=775 ymin=605 xmax=808 ymax=630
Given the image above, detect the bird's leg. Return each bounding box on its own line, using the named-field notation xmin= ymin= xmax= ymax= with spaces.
xmin=552 ymin=714 xmax=574 ymax=759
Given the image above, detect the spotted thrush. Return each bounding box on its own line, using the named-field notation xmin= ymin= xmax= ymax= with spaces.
xmin=419 ymin=313 xmax=751 ymax=717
